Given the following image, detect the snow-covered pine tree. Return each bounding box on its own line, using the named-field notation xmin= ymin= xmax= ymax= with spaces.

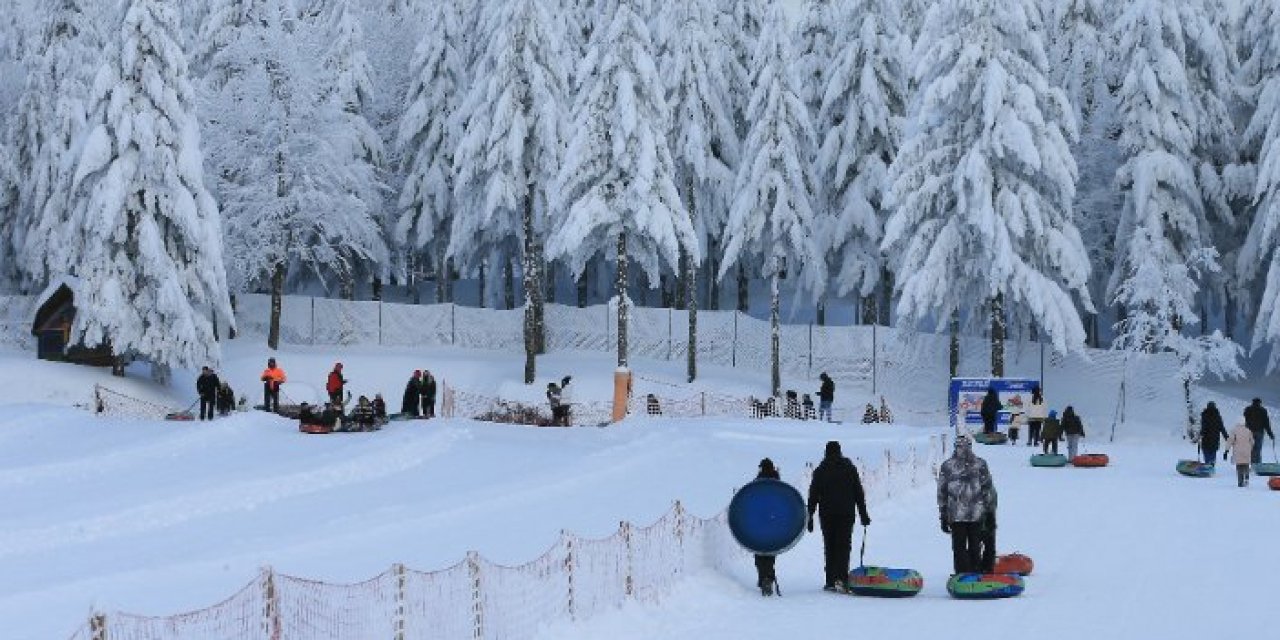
xmin=548 ymin=0 xmax=699 ymax=368
xmin=792 ymin=0 xmax=838 ymax=324
xmin=1107 ymin=0 xmax=1242 ymax=404
xmin=883 ymin=0 xmax=1092 ymax=377
xmin=660 ymin=0 xmax=738 ymax=382
xmin=450 ymin=0 xmax=567 ymax=384
xmin=5 ymin=0 xmax=101 ymax=290
xmin=720 ymin=4 xmax=826 ymax=396
xmin=395 ymin=0 xmax=466 ymax=304
xmin=65 ymin=0 xmax=233 ymax=373
xmin=1238 ymin=0 xmax=1280 ymax=370
xmin=322 ymin=0 xmax=386 ymax=298
xmin=202 ymin=0 xmax=387 ymax=348
xmin=816 ymin=0 xmax=908 ymax=324
xmin=0 ymin=140 xmax=17 ymax=288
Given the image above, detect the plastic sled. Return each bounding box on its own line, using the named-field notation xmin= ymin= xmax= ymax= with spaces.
xmin=1176 ymin=460 xmax=1215 ymax=477
xmin=846 ymin=566 xmax=923 ymax=598
xmin=299 ymin=423 xmax=332 ymax=434
xmin=1253 ymin=462 xmax=1280 ymax=477
xmin=947 ymin=573 xmax=1025 ymax=599
xmin=993 ymin=553 xmax=1034 ymax=576
xmin=727 ymin=479 xmax=807 ymax=556
xmin=1269 ymin=477 xmax=1280 ymax=491
xmin=1030 ymin=453 xmax=1068 ymax=467
xmin=1072 ymin=454 xmax=1109 ymax=468
xmin=973 ymin=432 xmax=1008 ymax=445
xmin=165 ymin=411 xmax=195 ymax=421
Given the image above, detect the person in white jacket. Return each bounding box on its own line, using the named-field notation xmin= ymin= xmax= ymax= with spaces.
xmin=1026 ymin=387 xmax=1047 ymax=447
xmin=1228 ymin=421 xmax=1256 ymax=488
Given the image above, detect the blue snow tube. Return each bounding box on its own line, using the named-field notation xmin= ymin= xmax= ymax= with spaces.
xmin=727 ymin=479 xmax=808 ymax=556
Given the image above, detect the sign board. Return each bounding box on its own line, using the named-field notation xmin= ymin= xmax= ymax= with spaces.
xmin=949 ymin=377 xmax=1040 ymax=431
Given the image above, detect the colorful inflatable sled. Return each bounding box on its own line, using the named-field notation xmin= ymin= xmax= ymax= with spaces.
xmin=1253 ymin=462 xmax=1280 ymax=477
xmin=727 ymin=479 xmax=807 ymax=555
xmin=846 ymin=566 xmax=924 ymax=598
xmin=973 ymin=432 xmax=1008 ymax=445
xmin=1072 ymin=454 xmax=1110 ymax=468
xmin=993 ymin=553 xmax=1034 ymax=576
xmin=947 ymin=573 xmax=1025 ymax=599
xmin=299 ymin=423 xmax=332 ymax=434
xmin=1030 ymin=453 xmax=1067 ymax=467
xmin=1269 ymin=477 xmax=1280 ymax=491
xmin=1176 ymin=460 xmax=1215 ymax=477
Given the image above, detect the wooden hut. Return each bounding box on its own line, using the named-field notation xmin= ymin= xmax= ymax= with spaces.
xmin=30 ymin=278 xmax=114 ymax=366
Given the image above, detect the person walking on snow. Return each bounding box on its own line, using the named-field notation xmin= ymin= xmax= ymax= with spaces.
xmin=807 ymin=441 xmax=871 ymax=592
xmin=1244 ymin=398 xmax=1273 ymax=464
xmin=980 ymin=386 xmax=1002 ymax=434
xmin=401 ymin=371 xmax=422 ymax=417
xmin=1026 ymin=387 xmax=1046 ymax=446
xmin=1200 ymin=402 xmax=1230 ymax=465
xmin=196 ymin=366 xmax=220 ymax=420
xmin=938 ymin=434 xmax=996 ymax=574
xmin=1041 ymin=410 xmax=1062 ymax=455
xmin=326 ymin=363 xmax=347 ymax=407
xmin=1228 ymin=419 xmax=1256 ymax=487
xmin=817 ymin=373 xmax=835 ymax=422
xmin=260 ymin=358 xmax=286 ymax=413
xmin=1062 ymin=406 xmax=1086 ymax=459
xmin=216 ymin=381 xmax=236 ymax=416
xmin=753 ymin=458 xmax=782 ymax=596
xmin=420 ymin=370 xmax=438 ymax=418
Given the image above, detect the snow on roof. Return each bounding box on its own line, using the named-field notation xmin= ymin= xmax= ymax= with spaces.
xmin=31 ymin=275 xmax=82 ymax=325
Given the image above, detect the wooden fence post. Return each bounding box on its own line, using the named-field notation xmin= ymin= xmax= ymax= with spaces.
xmin=621 ymin=521 xmax=634 ymax=598
xmin=394 ymin=563 xmax=407 ymax=640
xmin=563 ymin=531 xmax=576 ymax=621
xmin=468 ymin=552 xmax=483 ymax=639
xmin=261 ymin=567 xmax=281 ymax=640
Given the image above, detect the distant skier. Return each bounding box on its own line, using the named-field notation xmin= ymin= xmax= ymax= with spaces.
xmin=1061 ymin=406 xmax=1086 ymax=459
xmin=807 ymin=441 xmax=871 ymax=592
xmin=326 ymin=363 xmax=347 ymax=406
xmin=420 ymin=370 xmax=438 ymax=418
xmin=260 ymin=358 xmax=286 ymax=413
xmin=754 ymin=458 xmax=782 ymax=596
xmin=1199 ymin=402 xmax=1230 ymax=464
xmin=401 ymin=371 xmax=422 ymax=417
xmin=196 ymin=366 xmax=220 ymax=421
xmin=817 ymin=373 xmax=835 ymax=422
xmin=1228 ymin=419 xmax=1256 ymax=488
xmin=1026 ymin=387 xmax=1046 ymax=446
xmin=938 ymin=434 xmax=996 ymax=574
xmin=980 ymin=387 xmax=1002 ymax=434
xmin=1244 ymin=398 xmax=1274 ymax=464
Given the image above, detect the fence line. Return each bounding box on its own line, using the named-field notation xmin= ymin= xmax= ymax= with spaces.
xmin=66 ymin=436 xmax=947 ymax=640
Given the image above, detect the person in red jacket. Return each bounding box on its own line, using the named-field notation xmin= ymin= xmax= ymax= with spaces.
xmin=326 ymin=363 xmax=347 ymax=407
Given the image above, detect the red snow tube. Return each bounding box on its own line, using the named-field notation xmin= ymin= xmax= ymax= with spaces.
xmin=299 ymin=423 xmax=332 ymax=434
xmin=1268 ymin=477 xmax=1280 ymax=491
xmin=993 ymin=553 xmax=1034 ymax=576
xmin=1072 ymin=453 xmax=1109 ymax=467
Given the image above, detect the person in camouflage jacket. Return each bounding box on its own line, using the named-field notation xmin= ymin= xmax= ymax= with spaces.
xmin=937 ymin=434 xmax=996 ymax=573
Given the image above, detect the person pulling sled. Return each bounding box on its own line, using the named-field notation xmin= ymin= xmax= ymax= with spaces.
xmin=807 ymin=441 xmax=871 ymax=592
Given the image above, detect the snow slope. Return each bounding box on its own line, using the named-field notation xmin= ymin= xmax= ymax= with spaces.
xmin=0 ymin=342 xmax=1276 ymax=639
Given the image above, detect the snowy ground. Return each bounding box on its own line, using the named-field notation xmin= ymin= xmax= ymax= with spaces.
xmin=1 ymin=343 xmax=1277 ymax=639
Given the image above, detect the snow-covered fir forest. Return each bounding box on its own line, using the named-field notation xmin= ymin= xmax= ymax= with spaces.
xmin=1 ymin=0 xmax=1279 ymax=388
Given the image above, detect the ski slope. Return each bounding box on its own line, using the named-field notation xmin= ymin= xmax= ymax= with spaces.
xmin=0 ymin=343 xmax=1277 ymax=639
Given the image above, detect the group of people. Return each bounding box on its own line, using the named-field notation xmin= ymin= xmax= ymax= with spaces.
xmin=981 ymin=386 xmax=1086 ymax=458
xmin=299 ymin=393 xmax=388 ymax=432
xmin=546 ymin=376 xmax=574 ymax=426
xmin=754 ymin=432 xmax=998 ymax=595
xmin=400 ymin=369 xmax=439 ymax=418
xmin=194 ymin=366 xmax=238 ymax=420
xmin=1199 ymin=398 xmax=1275 ymax=487
xmin=749 ymin=373 xmax=839 ymax=422
xmin=860 ymin=397 xmax=894 ymax=424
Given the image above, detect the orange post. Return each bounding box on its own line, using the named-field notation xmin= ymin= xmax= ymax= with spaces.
xmin=612 ymin=368 xmax=633 ymax=423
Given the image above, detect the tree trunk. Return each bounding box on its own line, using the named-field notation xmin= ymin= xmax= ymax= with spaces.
xmin=737 ymin=264 xmax=749 ymax=312
xmin=545 ymin=261 xmax=556 ymax=305
xmin=435 ymin=250 xmax=446 ymax=304
xmin=533 ymin=236 xmax=547 ymax=354
xmin=576 ymin=267 xmax=588 ymax=308
xmin=770 ymin=270 xmax=781 ymax=397
xmin=371 ymin=277 xmax=382 ymax=302
xmin=228 ymin=294 xmax=238 ymax=340
xmin=991 ymin=292 xmax=1005 ymax=377
xmin=861 ymin=294 xmax=878 ymax=326
xmin=478 ymin=261 xmax=487 ymax=308
xmin=444 ymin=257 xmax=455 ymax=303
xmin=816 ymin=294 xmax=826 ymax=326
xmin=949 ymin=310 xmax=959 ymax=378
xmin=879 ymin=268 xmax=893 ymax=326
xmin=686 ymin=252 xmax=698 ymax=383
xmin=617 ymin=232 xmax=629 ymax=367
xmin=503 ymin=258 xmax=515 ymax=310
xmin=268 ymin=261 xmax=285 ymax=350
xmin=675 ymin=253 xmax=688 ymax=310
xmin=707 ymin=236 xmax=720 ymax=311
xmin=522 ymin=192 xmax=542 ymax=382
xmin=1225 ymin=292 xmax=1235 ymax=340
xmin=340 ymin=274 xmax=355 ymax=301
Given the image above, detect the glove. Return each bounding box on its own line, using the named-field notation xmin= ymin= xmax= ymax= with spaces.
xmin=940 ymin=518 xmax=951 ymax=534
xmin=807 ymin=516 xmax=814 ymax=533
xmin=1224 ymin=450 xmax=1230 ymax=461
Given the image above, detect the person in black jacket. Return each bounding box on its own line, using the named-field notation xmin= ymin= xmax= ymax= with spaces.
xmin=1200 ymin=402 xmax=1230 ymax=464
xmin=420 ymin=371 xmax=438 ymax=418
xmin=817 ymin=373 xmax=835 ymax=422
xmin=196 ymin=366 xmax=220 ymax=421
xmin=1244 ymin=398 xmax=1274 ymax=463
xmin=807 ymin=441 xmax=871 ymax=591
xmin=401 ymin=371 xmax=422 ymax=417
xmin=216 ymin=381 xmax=236 ymax=416
xmin=980 ymin=387 xmax=1002 ymax=434
xmin=754 ymin=458 xmax=782 ymax=596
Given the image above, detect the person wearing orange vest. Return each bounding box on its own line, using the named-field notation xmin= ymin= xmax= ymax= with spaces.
xmin=326 ymin=363 xmax=347 ymax=407
xmin=260 ymin=358 xmax=287 ymax=413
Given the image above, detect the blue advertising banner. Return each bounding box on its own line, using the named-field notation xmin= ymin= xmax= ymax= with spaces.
xmin=949 ymin=377 xmax=1040 ymax=431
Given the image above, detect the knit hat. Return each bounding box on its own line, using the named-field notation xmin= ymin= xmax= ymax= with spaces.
xmin=1048 ymin=409 xmax=1058 ymax=419
xmin=825 ymin=441 xmax=841 ymax=457
xmin=759 ymin=458 xmax=776 ymax=472
xmin=413 ymin=370 xmax=421 ymax=377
